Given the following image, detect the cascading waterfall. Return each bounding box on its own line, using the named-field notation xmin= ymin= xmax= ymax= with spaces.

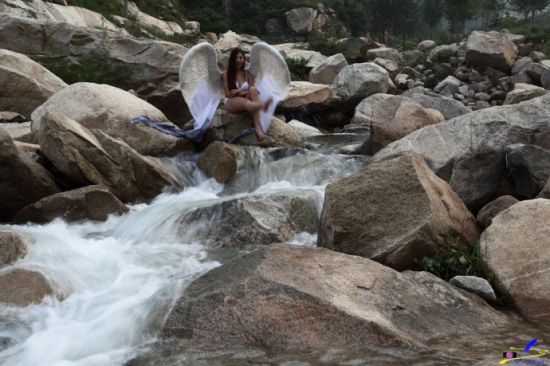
xmin=0 ymin=149 xmax=364 ymax=366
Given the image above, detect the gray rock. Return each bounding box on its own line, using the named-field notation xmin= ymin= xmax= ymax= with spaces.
xmin=318 ymin=154 xmax=479 ymax=270
xmin=163 ymin=244 xmax=508 ymax=351
xmin=402 ymin=89 xmax=473 ymax=120
xmin=505 ymin=144 xmax=550 ymax=198
xmin=365 ymin=47 xmax=402 ymax=64
xmin=0 ymin=49 xmax=67 ymax=118
xmin=449 ymin=276 xmax=497 ymax=303
xmin=285 ymin=7 xmax=317 ymax=34
xmin=309 ymin=53 xmax=348 ymax=85
xmin=511 ymin=56 xmax=533 ymax=74
xmin=0 ymin=231 xmax=29 ymax=267
xmin=13 ymin=185 xmax=129 ymax=224
xmin=525 ymin=62 xmax=550 ymax=83
xmin=465 ymin=31 xmax=518 ymax=71
xmin=417 ymin=40 xmax=436 ymax=52
xmin=476 ymin=195 xmax=519 ymax=229
xmin=481 ymin=199 xmax=550 ymax=321
xmin=37 ymin=111 xmax=180 ymax=203
xmin=176 ymin=191 xmax=320 ymax=248
xmin=429 ymin=44 xmax=459 ymax=63
xmin=542 ymin=69 xmax=550 ymax=90
xmin=0 ymin=127 xmax=59 ymax=221
xmin=373 ymin=94 xmax=550 ymax=209
xmin=333 ymin=62 xmax=391 ymax=102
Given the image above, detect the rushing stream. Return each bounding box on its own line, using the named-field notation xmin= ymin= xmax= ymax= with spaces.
xmin=0 ymin=148 xmax=548 ymax=366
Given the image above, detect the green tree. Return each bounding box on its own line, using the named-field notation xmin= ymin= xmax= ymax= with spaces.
xmin=444 ymin=0 xmax=482 ymax=43
xmin=510 ymin=0 xmax=550 ymax=23
xmin=423 ymin=0 xmax=444 ymax=37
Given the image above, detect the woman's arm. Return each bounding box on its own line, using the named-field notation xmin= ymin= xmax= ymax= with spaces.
xmin=222 ymin=72 xmax=241 ymax=98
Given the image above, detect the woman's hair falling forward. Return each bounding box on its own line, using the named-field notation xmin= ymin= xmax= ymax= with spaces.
xmin=226 ymin=47 xmax=245 ymax=92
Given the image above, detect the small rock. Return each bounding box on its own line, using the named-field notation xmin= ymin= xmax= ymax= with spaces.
xmin=450 ymin=276 xmax=497 ymax=303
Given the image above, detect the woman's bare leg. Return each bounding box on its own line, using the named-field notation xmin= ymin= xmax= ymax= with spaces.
xmin=225 ymin=96 xmax=262 ymax=114
xmin=246 ymin=87 xmax=265 ymax=140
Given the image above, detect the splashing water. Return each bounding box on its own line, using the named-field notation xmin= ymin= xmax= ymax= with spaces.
xmin=0 ymin=149 xmax=364 ymax=366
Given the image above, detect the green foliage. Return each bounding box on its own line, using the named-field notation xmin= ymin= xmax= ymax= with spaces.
xmin=416 ymin=237 xmax=487 ymax=281
xmin=286 ymin=57 xmax=310 ymax=81
xmin=307 ymin=31 xmax=345 ymax=56
xmin=34 ymin=38 xmax=132 ymax=88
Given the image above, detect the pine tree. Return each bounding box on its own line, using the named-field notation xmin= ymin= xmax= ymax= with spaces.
xmin=423 ymin=0 xmax=444 ymax=37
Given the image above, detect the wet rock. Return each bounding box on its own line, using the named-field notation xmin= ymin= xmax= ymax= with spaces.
xmin=0 ymin=268 xmax=56 ymax=306
xmin=177 ymin=191 xmax=320 ymax=248
xmin=13 ymin=185 xmax=129 ymax=224
xmin=481 ymin=199 xmax=550 ymax=321
xmin=0 ymin=128 xmax=59 ymax=221
xmin=0 ymin=231 xmax=29 ymax=267
xmin=466 ymin=31 xmax=518 ymax=71
xmin=373 ymin=93 xmax=550 ymax=210
xmin=476 ymin=195 xmax=519 ymax=229
xmin=449 ymin=276 xmax=497 ymax=303
xmin=352 ymin=94 xmax=444 ymax=154
xmin=309 ymin=53 xmax=348 ymax=85
xmin=0 ymin=49 xmax=67 ymax=118
xmin=163 ymin=244 xmax=508 ymax=351
xmin=197 ymin=142 xmax=239 ymax=183
xmin=333 ymin=63 xmax=391 ymax=102
xmin=318 ymin=155 xmax=479 ymax=270
xmin=31 ymin=82 xmax=192 ymax=157
xmin=38 ymin=111 xmax=179 ymax=203
xmin=505 ymin=144 xmax=550 ymax=198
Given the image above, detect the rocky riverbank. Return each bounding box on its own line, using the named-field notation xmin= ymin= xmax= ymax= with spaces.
xmin=1 ymin=0 xmax=549 ymax=363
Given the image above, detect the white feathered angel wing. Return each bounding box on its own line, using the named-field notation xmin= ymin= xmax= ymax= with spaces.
xmin=179 ymin=42 xmax=223 ymax=137
xmin=248 ymin=42 xmax=291 ymax=132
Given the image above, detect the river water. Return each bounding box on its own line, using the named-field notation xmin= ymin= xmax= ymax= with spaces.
xmin=0 ymin=148 xmax=548 ymax=366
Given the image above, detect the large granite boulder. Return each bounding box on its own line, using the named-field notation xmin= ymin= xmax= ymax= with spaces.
xmin=373 ymin=94 xmax=550 ymax=209
xmin=176 ymin=191 xmax=320 ymax=248
xmin=127 ymin=1 xmax=185 ymax=36
xmin=31 ymin=83 xmax=192 ymax=156
xmin=504 ymin=144 xmax=550 ymax=198
xmin=285 ymin=7 xmax=317 ymax=34
xmin=333 ymin=63 xmax=391 ymax=103
xmin=0 ymin=268 xmax=56 ymax=306
xmin=0 ymin=0 xmax=121 ymax=31
xmin=202 ymin=109 xmax=303 ymax=148
xmin=402 ymin=89 xmax=472 ymax=120
xmin=318 ymin=155 xmax=479 ymax=270
xmin=163 ymin=244 xmax=508 ymax=351
xmin=309 ymin=53 xmax=348 ymax=85
xmin=38 ymin=111 xmax=180 ymax=203
xmin=0 ymin=231 xmax=29 ymax=267
xmin=0 ymin=49 xmax=67 ymax=118
xmin=481 ymin=199 xmax=550 ymax=321
xmin=280 ymin=81 xmax=333 ymax=109
xmin=352 ymin=94 xmax=444 ymax=154
xmin=0 ymin=128 xmax=59 ymax=222
xmin=0 ymin=15 xmax=188 ymax=123
xmin=465 ymin=31 xmax=518 ymax=71
xmin=14 ymin=185 xmax=129 ymax=224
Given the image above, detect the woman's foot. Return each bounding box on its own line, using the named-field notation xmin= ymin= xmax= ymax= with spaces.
xmin=256 ymin=129 xmax=266 ymax=141
xmin=262 ymin=97 xmax=273 ymax=112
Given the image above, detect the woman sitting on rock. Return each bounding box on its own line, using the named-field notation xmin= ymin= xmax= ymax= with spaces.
xmin=222 ymin=48 xmax=272 ymax=141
